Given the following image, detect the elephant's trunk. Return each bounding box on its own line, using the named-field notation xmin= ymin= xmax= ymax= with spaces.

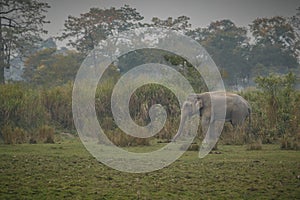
xmin=172 ymin=112 xmax=188 ymax=141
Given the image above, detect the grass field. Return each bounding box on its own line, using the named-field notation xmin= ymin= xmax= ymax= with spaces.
xmin=0 ymin=139 xmax=299 ymax=199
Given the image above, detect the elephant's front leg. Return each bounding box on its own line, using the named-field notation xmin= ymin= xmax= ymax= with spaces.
xmin=201 ymin=117 xmax=210 ymax=138
xmin=201 ymin=118 xmax=220 ymax=150
xmin=172 ymin=119 xmax=189 ymax=142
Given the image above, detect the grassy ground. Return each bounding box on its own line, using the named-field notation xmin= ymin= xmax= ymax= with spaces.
xmin=0 ymin=139 xmax=299 ymax=199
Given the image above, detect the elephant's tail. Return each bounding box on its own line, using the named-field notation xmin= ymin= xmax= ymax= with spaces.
xmin=247 ymin=106 xmax=252 ymax=134
xmin=248 ymin=107 xmax=251 ymax=125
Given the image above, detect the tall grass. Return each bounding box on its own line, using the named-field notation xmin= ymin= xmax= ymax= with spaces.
xmin=1 ymin=73 xmax=299 ymax=149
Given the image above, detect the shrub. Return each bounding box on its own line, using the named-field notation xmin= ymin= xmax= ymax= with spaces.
xmin=255 ymin=73 xmax=298 ymax=138
xmin=101 ymin=129 xmax=150 ymax=147
xmin=187 ymin=143 xmax=200 ymax=151
xmin=41 ymin=83 xmax=74 ymax=131
xmin=220 ymin=124 xmax=249 ymax=145
xmin=2 ymin=125 xmax=28 ymax=144
xmin=247 ymin=140 xmax=263 ymax=150
xmin=281 ymin=133 xmax=300 ymax=150
xmin=37 ymin=125 xmax=55 ymax=144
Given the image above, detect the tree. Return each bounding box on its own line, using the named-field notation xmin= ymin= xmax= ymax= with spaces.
xmin=255 ymin=73 xmax=298 ymax=137
xmin=188 ymin=20 xmax=250 ymax=86
xmin=289 ymin=7 xmax=300 ymax=40
xmin=249 ymin=16 xmax=299 ymax=75
xmin=250 ymin=16 xmax=299 ymax=58
xmin=289 ymin=7 xmax=300 ymax=65
xmin=58 ymin=5 xmax=143 ymax=55
xmin=151 ymin=16 xmax=191 ymax=32
xmin=23 ymin=47 xmax=56 ymax=82
xmin=0 ymin=0 xmax=50 ymax=84
xmin=24 ymin=48 xmax=84 ymax=87
xmin=249 ymin=44 xmax=298 ymax=76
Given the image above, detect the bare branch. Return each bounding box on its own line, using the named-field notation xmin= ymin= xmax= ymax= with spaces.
xmin=0 ymin=8 xmax=21 ymax=15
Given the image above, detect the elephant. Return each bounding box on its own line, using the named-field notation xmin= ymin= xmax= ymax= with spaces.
xmin=173 ymin=91 xmax=251 ymax=141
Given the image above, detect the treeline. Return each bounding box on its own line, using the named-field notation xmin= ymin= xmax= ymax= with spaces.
xmin=2 ymin=3 xmax=300 ymax=87
xmin=1 ymin=73 xmax=299 ymax=149
xmin=20 ymin=6 xmax=300 ymax=88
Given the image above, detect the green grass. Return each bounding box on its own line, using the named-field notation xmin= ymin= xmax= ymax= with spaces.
xmin=0 ymin=140 xmax=299 ymax=199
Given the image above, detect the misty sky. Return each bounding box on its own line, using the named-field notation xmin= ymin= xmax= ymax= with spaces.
xmin=42 ymin=0 xmax=299 ymax=41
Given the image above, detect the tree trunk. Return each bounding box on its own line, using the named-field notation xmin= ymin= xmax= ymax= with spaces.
xmin=0 ymin=17 xmax=5 ymax=84
xmin=0 ymin=63 xmax=4 ymax=84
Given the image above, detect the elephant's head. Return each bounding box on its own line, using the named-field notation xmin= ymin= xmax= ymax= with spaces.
xmin=172 ymin=93 xmax=211 ymax=141
xmin=193 ymin=93 xmax=211 ymax=117
xmin=172 ymin=95 xmax=203 ymax=141
xmin=181 ymin=98 xmax=201 ymax=117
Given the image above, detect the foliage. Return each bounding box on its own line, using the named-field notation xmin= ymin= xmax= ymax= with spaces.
xmin=249 ymin=45 xmax=298 ymax=76
xmin=1 ymin=6 xmax=300 ymax=148
xmin=36 ymin=125 xmax=55 ymax=144
xmin=163 ymin=54 xmax=207 ymax=93
xmin=187 ymin=20 xmax=251 ymax=87
xmin=236 ymin=73 xmax=300 ymax=146
xmin=185 ymin=16 xmax=300 ymax=87
xmin=41 ymin=83 xmax=74 ymax=130
xmin=104 ymin=129 xmax=150 ymax=147
xmin=0 ymin=84 xmax=47 ymax=131
xmin=1 ymin=72 xmax=300 ymax=148
xmin=24 ymin=49 xmax=84 ymax=86
xmin=0 ymin=0 xmax=50 ymax=83
xmin=255 ymin=73 xmax=297 ymax=134
xmin=191 ymin=21 xmax=249 ymax=67
xmin=0 ymin=83 xmax=73 ymax=144
xmin=58 ymin=5 xmax=143 ymax=55
xmin=2 ymin=125 xmax=27 ymax=144
xmin=95 ymin=79 xmax=181 ymax=144
xmin=151 ymin=16 xmax=191 ymax=32
xmin=247 ymin=140 xmax=263 ymax=150
xmin=289 ymin=7 xmax=300 ymax=38
xmin=281 ymin=132 xmax=300 ymax=150
xmin=249 ymin=16 xmax=299 ymax=77
xmin=16 ymin=6 xmax=299 ymax=90
xmin=250 ymin=16 xmax=299 ymax=56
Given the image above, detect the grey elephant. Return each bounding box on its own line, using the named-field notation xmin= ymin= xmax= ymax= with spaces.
xmin=173 ymin=91 xmax=251 ymax=141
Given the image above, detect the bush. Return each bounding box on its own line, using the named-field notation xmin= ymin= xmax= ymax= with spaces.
xmin=41 ymin=83 xmax=74 ymax=130
xmin=2 ymin=125 xmax=28 ymax=144
xmin=102 ymin=129 xmax=150 ymax=147
xmin=281 ymin=133 xmax=300 ymax=150
xmin=240 ymin=74 xmax=300 ymax=148
xmin=220 ymin=124 xmax=249 ymax=145
xmin=247 ymin=140 xmax=263 ymax=150
xmin=255 ymin=73 xmax=299 ymax=138
xmin=36 ymin=125 xmax=55 ymax=144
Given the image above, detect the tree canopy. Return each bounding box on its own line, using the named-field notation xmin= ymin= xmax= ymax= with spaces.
xmin=24 ymin=48 xmax=84 ymax=87
xmin=57 ymin=5 xmax=143 ymax=55
xmin=0 ymin=0 xmax=50 ymax=83
xmin=1 ymin=3 xmax=299 ymax=88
